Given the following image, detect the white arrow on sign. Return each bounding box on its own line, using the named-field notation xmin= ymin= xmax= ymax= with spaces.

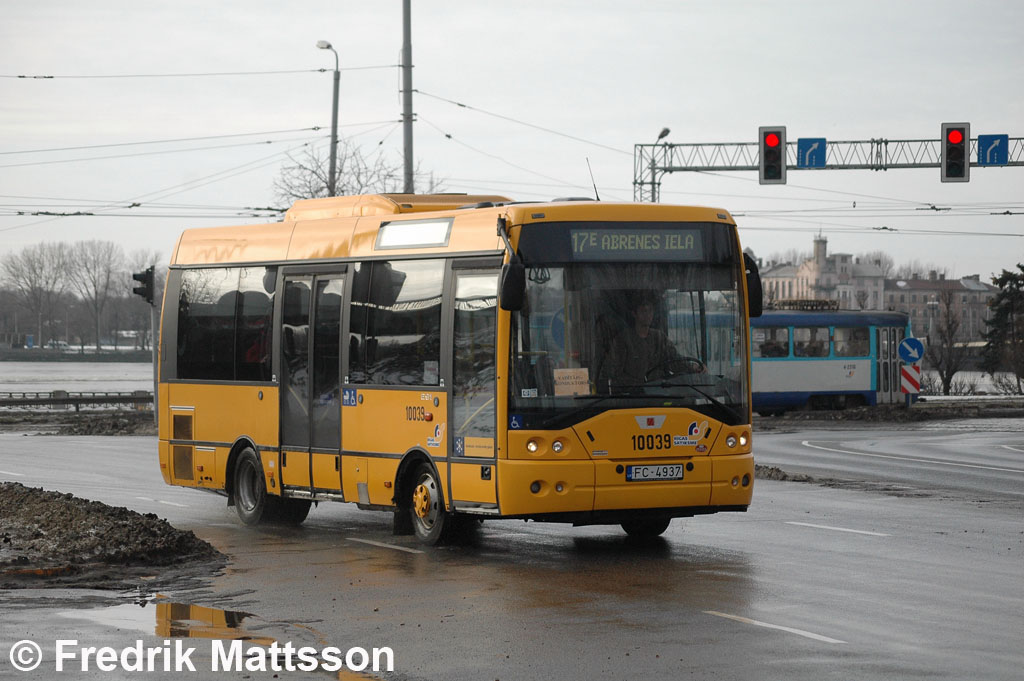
xmin=986 ymin=138 xmax=1002 ymax=164
xmin=803 ymin=141 xmax=820 ymax=166
xmin=904 ymin=345 xmax=921 ymax=360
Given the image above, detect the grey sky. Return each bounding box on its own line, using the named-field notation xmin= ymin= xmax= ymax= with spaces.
xmin=2 ymin=0 xmax=1021 ymax=279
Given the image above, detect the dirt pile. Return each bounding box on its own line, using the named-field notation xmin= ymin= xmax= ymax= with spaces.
xmin=0 ymin=482 xmax=222 ymax=588
xmin=0 ymin=411 xmax=157 ymax=435
xmin=56 ymin=412 xmax=157 ymax=436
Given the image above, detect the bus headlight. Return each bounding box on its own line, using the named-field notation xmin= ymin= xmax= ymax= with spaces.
xmin=739 ymin=433 xmax=749 ymax=447
xmin=552 ymin=440 xmax=564 ymax=453
xmin=527 ymin=440 xmax=539 ymax=453
xmin=726 ymin=435 xmax=738 ymax=448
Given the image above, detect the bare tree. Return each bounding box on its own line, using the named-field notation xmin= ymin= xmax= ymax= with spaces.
xmin=860 ymin=250 xmax=895 ymax=278
xmin=274 ymin=139 xmax=444 ymax=204
xmin=894 ymin=260 xmax=950 ymax=280
xmin=854 ymin=290 xmax=870 ymax=310
xmin=924 ymin=289 xmax=969 ymax=395
xmin=67 ymin=240 xmax=124 ymax=353
xmin=0 ymin=242 xmax=70 ymax=347
xmin=765 ymin=248 xmax=809 ymax=267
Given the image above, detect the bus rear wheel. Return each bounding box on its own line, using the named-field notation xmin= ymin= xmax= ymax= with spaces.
xmin=621 ymin=517 xmax=671 ymax=538
xmin=233 ymin=448 xmax=277 ymax=525
xmin=409 ymin=463 xmax=450 ymax=545
xmin=277 ymin=498 xmax=311 ymax=525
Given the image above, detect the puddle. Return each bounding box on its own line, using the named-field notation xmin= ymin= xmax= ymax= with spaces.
xmin=58 ymin=601 xmax=275 ymax=645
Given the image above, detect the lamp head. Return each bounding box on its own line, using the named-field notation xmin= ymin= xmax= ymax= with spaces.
xmin=657 ymin=127 xmax=671 ymax=141
xmin=316 ymin=40 xmax=332 ymax=50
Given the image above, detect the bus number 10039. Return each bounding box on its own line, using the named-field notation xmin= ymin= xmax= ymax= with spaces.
xmin=631 ymin=433 xmax=673 ymax=451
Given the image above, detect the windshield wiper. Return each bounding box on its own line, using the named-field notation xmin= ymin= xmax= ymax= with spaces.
xmin=530 ymin=392 xmax=652 ymax=429
xmin=652 ymin=382 xmax=743 ymax=425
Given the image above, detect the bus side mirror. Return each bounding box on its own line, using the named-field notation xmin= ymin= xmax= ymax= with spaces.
xmin=743 ymin=253 xmax=763 ymax=318
xmin=499 ymin=260 xmax=525 ymax=311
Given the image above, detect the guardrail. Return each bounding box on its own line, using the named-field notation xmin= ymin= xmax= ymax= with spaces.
xmin=0 ymin=391 xmax=153 ymax=411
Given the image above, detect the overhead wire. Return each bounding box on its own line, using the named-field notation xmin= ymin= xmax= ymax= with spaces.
xmin=2 ymin=66 xmax=397 ymax=79
xmin=416 ymin=89 xmax=632 ymax=157
xmin=0 ymin=126 xmax=326 ymax=156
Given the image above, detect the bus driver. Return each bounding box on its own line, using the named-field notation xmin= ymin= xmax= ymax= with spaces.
xmin=606 ymin=298 xmax=679 ymax=388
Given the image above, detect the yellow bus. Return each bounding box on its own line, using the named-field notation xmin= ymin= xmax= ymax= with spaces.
xmin=158 ymin=193 xmax=762 ymax=544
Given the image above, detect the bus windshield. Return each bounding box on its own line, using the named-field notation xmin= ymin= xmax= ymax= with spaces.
xmin=510 ymin=259 xmax=749 ymax=429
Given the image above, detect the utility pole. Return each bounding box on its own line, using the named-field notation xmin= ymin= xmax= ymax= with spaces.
xmin=316 ymin=40 xmax=340 ymax=196
xmin=401 ymin=0 xmax=414 ymax=193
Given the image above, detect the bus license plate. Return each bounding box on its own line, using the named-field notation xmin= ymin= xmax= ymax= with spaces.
xmin=626 ymin=464 xmax=683 ymax=482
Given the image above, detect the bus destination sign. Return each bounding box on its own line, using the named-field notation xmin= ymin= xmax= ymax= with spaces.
xmin=569 ymin=228 xmax=704 ymax=261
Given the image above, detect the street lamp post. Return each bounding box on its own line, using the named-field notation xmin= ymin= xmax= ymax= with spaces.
xmin=650 ymin=127 xmax=670 ymax=202
xmin=317 ymin=40 xmax=340 ymax=196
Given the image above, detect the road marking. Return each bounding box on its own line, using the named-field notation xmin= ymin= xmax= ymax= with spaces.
xmin=0 ymin=470 xmax=25 ymax=477
xmin=704 ymin=611 xmax=846 ymax=644
xmin=801 ymin=440 xmax=1024 ymax=474
xmin=786 ymin=522 xmax=890 ymax=537
xmin=158 ymin=500 xmax=188 ymax=508
xmin=347 ymin=537 xmax=424 ymax=554
xmin=999 ymin=444 xmax=1024 ymax=454
xmin=135 ymin=496 xmax=154 ymax=502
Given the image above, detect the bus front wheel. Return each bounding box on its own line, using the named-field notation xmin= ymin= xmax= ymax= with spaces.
xmin=621 ymin=517 xmax=671 ymax=538
xmin=234 ymin=448 xmax=276 ymax=525
xmin=409 ymin=463 xmax=450 ymax=545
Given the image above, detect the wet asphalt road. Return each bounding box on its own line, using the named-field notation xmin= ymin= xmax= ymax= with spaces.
xmin=0 ymin=422 xmax=1022 ymax=681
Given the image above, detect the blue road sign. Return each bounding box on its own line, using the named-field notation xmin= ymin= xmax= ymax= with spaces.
xmin=977 ymin=134 xmax=1009 ymax=166
xmin=797 ymin=138 xmax=827 ymax=168
xmin=898 ymin=337 xmax=925 ymax=363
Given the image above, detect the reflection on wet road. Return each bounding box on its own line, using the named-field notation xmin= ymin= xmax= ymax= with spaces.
xmin=1 ymin=427 xmax=1022 ymax=681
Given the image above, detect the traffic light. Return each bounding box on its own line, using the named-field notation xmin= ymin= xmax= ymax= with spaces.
xmin=759 ymin=126 xmax=787 ymax=184
xmin=132 ymin=266 xmax=155 ymax=305
xmin=940 ymin=122 xmax=970 ymax=182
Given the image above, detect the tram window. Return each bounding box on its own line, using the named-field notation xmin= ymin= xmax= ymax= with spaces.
xmin=834 ymin=327 xmax=870 ymax=357
xmin=752 ymin=327 xmax=790 ymax=358
xmin=793 ymin=327 xmax=828 ymax=357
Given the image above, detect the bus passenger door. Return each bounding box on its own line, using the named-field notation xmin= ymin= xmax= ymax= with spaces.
xmin=448 ymin=269 xmax=500 ymax=514
xmin=279 ymin=272 xmax=345 ymax=499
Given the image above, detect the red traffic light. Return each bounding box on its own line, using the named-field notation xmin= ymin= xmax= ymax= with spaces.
xmin=764 ymin=132 xmax=780 ymax=148
xmin=947 ymin=129 xmax=964 ymax=145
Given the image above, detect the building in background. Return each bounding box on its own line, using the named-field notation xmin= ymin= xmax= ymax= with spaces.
xmin=758 ymin=236 xmax=997 ymax=344
xmin=884 ymin=272 xmax=997 ymax=342
xmin=760 ymin=236 xmax=885 ymax=311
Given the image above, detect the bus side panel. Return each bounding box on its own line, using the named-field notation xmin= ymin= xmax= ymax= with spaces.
xmin=450 ymin=462 xmax=497 ymax=504
xmin=163 ymin=383 xmax=279 ymax=490
xmin=158 ymin=440 xmax=171 ymax=484
xmin=342 ymin=388 xmax=450 ymax=502
xmin=368 ymin=458 xmax=401 ymax=507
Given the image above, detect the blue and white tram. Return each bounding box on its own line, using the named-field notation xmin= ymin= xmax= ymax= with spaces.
xmin=751 ymin=310 xmax=912 ymax=415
